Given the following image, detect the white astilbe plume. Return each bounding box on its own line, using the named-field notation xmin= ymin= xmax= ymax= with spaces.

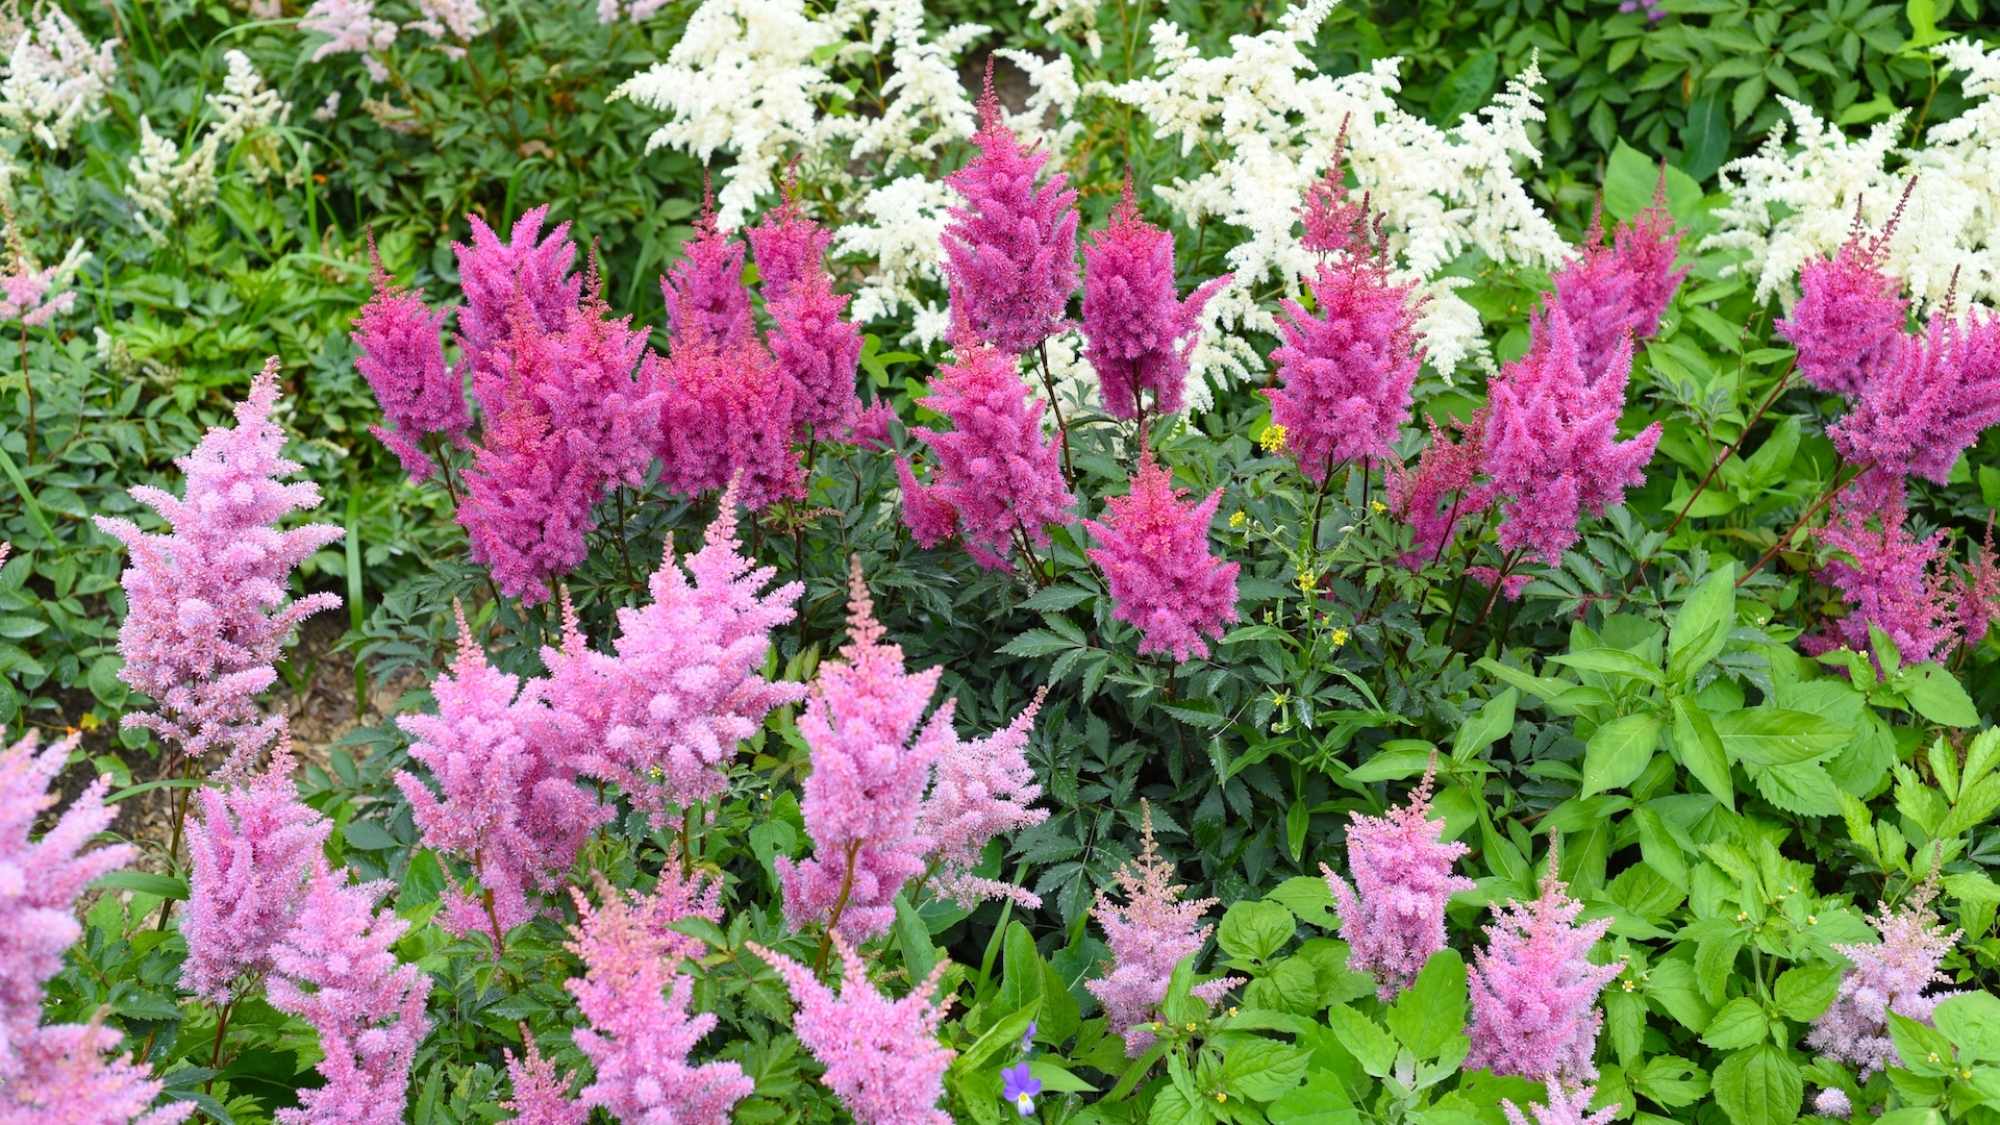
xmin=300 ymin=0 xmax=397 ymax=82
xmin=207 ymin=51 xmax=290 ymax=185
xmin=836 ymin=0 xmax=985 ymax=171
xmin=994 ymin=47 xmax=1083 ymax=155
xmin=126 ymin=117 xmax=220 ymax=242
xmin=0 ymin=7 xmax=118 ymax=150
xmin=1020 ymin=0 xmax=1100 ymax=58
xmin=830 ymin=172 xmax=960 ymax=345
xmin=408 ymin=0 xmax=484 ymax=44
xmin=1708 ymin=39 xmax=2000 ymax=314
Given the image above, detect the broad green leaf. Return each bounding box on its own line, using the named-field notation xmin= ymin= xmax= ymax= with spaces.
xmin=1889 ymin=1012 xmax=1956 ymax=1076
xmin=1453 ymin=689 xmax=1516 ymax=762
xmin=994 ymin=922 xmax=1043 ymax=1018
xmin=1549 ymin=649 xmax=1666 ymax=687
xmin=1220 ymin=1038 xmax=1310 ymax=1102
xmin=896 ymin=896 xmax=939 ymax=986
xmin=1386 ymin=949 xmax=1468 ymax=1060
xmin=1268 ymin=1071 xmax=1358 ymax=1125
xmin=1774 ymin=964 xmax=1842 ymax=1022
xmin=1027 ymin=1060 xmax=1098 ymax=1093
xmin=1712 ymin=709 xmax=1852 ymax=767
xmin=1346 ymin=748 xmax=1435 ymax=784
xmin=1606 ymin=139 xmax=1703 ymax=222
xmin=1631 ymin=806 xmax=1689 ymax=889
xmin=91 ymin=871 xmax=189 ymax=900
xmin=1934 ymin=992 xmax=2000 ymax=1060
xmin=1701 ymin=997 xmax=1769 ymax=1049
xmin=1267 ymin=875 xmax=1336 ymax=928
xmin=1324 ymin=1005 xmax=1397 ymax=1078
xmin=1896 ymin=664 xmax=1980 ymax=728
xmin=1475 ymin=659 xmax=1576 ymax=708
xmin=1752 ymin=760 xmax=1846 ymax=817
xmin=341 ymin=820 xmax=400 ymax=850
xmin=1580 ymin=712 xmax=1663 ymax=797
xmin=1218 ymin=900 xmax=1296 ymax=964
xmin=1712 ymin=1044 xmax=1802 ymax=1125
xmin=1668 ymin=564 xmax=1738 ymax=682
xmin=1670 ymin=697 xmax=1736 ymax=809
xmin=1631 ymin=1056 xmax=1712 ymax=1107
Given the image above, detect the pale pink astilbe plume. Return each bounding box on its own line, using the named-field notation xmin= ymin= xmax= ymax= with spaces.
xmin=1830 ymin=310 xmax=2000 ymax=497
xmin=916 ymin=687 xmax=1049 ymax=909
xmin=353 ymin=241 xmax=466 ymax=481
xmin=550 ymin=496 xmax=804 ymax=824
xmin=1483 ymin=307 xmax=1661 ymax=568
xmin=1466 ymin=841 xmax=1624 ymax=1084
xmin=1809 ymin=489 xmax=1957 ymax=666
xmin=1549 ymin=188 xmax=1687 ymax=383
xmin=1501 ymin=1078 xmax=1620 ymax=1125
xmin=1084 ymin=449 xmax=1240 ymax=662
xmin=1087 ymin=804 xmax=1236 ymax=1056
xmin=181 ymin=735 xmax=332 ymax=1003
xmin=902 ymin=344 xmax=1075 ymax=572
xmin=1080 ymin=176 xmax=1230 ymax=420
xmin=299 ymin=0 xmax=395 ymax=79
xmin=652 ymin=337 xmax=804 ymax=510
xmin=1815 ymin=1089 xmax=1854 ymax=1118
xmin=0 ymin=729 xmax=193 ymax=1125
xmin=267 ymin=865 xmax=432 ymax=1125
xmin=1322 ymin=758 xmax=1476 ymax=1000
xmin=501 ymin=1029 xmax=586 ymax=1125
xmin=663 ymin=194 xmax=753 ymax=352
xmin=95 ymin=358 xmax=344 ymax=779
xmin=778 ymin=562 xmax=952 ymax=941
xmin=566 ymin=871 xmax=747 ymax=1125
xmin=1776 ymin=202 xmax=1910 ymax=398
xmin=1266 ymin=211 xmax=1424 ymax=482
xmin=1808 ymin=880 xmax=1962 ymax=1080
xmin=453 ymin=206 xmax=582 ymax=394
xmin=1387 ymin=408 xmax=1492 ymax=570
xmin=750 ymin=935 xmax=956 ymax=1125
xmin=940 ymin=64 xmax=1080 ymax=356
xmin=0 ymin=234 xmax=80 ymax=328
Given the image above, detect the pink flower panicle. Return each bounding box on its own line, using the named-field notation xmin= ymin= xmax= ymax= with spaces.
xmin=1300 ymin=127 xmax=1372 ymax=259
xmin=1466 ymin=841 xmax=1624 ymax=1084
xmin=652 ymin=337 xmax=805 ymax=510
xmin=501 ymin=1029 xmax=587 ymax=1125
xmin=1482 ymin=307 xmax=1661 ymax=567
xmin=353 ymin=237 xmax=467 ymax=480
xmin=663 ymin=192 xmax=754 ymax=352
xmin=1777 ymin=200 xmax=1911 ymax=397
xmin=181 ymin=735 xmax=333 ymax=1003
xmin=1080 ymin=176 xmax=1230 ymax=420
xmin=1087 ymin=804 xmax=1232 ymax=1056
xmin=901 ymin=344 xmax=1075 ymax=571
xmin=941 ymin=63 xmax=1080 ymax=355
xmin=778 ymin=563 xmax=951 ymax=941
xmin=916 ymin=687 xmax=1049 ymax=909
xmin=95 ymin=358 xmax=344 ymax=779
xmin=1084 ymin=449 xmax=1240 ymax=662
xmin=1322 ymin=758 xmax=1476 ymax=1000
xmin=1830 ymin=309 xmax=2000 ymax=493
xmin=746 ymin=190 xmax=834 ymax=305
xmin=1814 ymin=1088 xmax=1855 ymax=1119
xmin=1501 ymin=1079 xmax=1620 ymax=1125
xmin=753 ymin=197 xmax=864 ymax=435
xmin=1808 ymin=881 xmax=1962 ymax=1080
xmin=1387 ymin=408 xmax=1492 ymax=570
xmin=0 ymin=234 xmax=78 ymax=327
xmin=750 ymin=935 xmax=956 ymax=1125
xmin=1549 ymin=185 xmax=1687 ymax=383
xmin=1955 ymin=517 xmax=2000 ymax=647
xmin=849 ymin=400 xmax=895 ymax=450
xmin=565 ymin=871 xmax=747 ymax=1125
xmin=1810 ymin=491 xmax=1958 ymax=667
xmin=267 ymin=865 xmax=432 ymax=1125
xmin=453 ymin=206 xmax=582 ymax=392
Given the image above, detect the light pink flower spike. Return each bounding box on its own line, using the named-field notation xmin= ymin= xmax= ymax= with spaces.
xmin=1808 ymin=879 xmax=1961 ymax=1080
xmin=1501 ymin=1078 xmax=1620 ymax=1125
xmin=917 ymin=686 xmax=1049 ymax=909
xmin=501 ymin=1028 xmax=586 ymax=1125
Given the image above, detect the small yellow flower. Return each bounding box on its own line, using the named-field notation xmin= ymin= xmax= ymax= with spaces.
xmin=1736 ymin=911 xmax=1748 ymax=921
xmin=1296 ymin=570 xmax=1316 ymax=596
xmin=1331 ymin=628 xmax=1349 ymax=647
xmin=1622 ymin=979 xmax=1635 ymax=992
xmin=1217 ymin=1093 xmax=1228 ymax=1104
xmin=1258 ymin=423 xmax=1288 ymax=453
xmin=648 ymin=766 xmax=666 ymax=782
xmin=1229 ymin=509 xmax=1247 ymax=529
xmin=1228 ymin=1007 xmax=1238 ymax=1017
xmin=1808 ymin=915 xmax=1819 ymax=925
xmin=1185 ymin=1022 xmax=1196 ymax=1032
xmin=1370 ymin=499 xmax=1386 ymax=513
xmin=1929 ymin=1052 xmax=1941 ymax=1063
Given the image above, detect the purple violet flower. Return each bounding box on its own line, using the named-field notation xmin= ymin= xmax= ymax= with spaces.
xmin=1001 ymin=1063 xmax=1041 ymax=1117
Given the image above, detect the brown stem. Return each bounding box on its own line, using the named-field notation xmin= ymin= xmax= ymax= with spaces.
xmin=1737 ymin=461 xmax=1871 ymax=586
xmin=203 ymin=998 xmax=236 ymax=1096
xmin=1448 ymin=547 xmax=1523 ymax=660
xmin=814 ymin=839 xmax=862 ymax=975
xmin=473 ymin=847 xmax=506 ymax=962
xmin=1034 ymin=341 xmax=1074 ymax=485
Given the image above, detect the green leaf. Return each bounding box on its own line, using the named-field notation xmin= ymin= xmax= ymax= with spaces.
xmin=1027 ymin=1060 xmax=1098 ymax=1094
xmin=998 ymin=630 xmax=1079 ymax=658
xmin=1218 ymin=900 xmax=1296 ymax=963
xmin=1220 ymin=1038 xmax=1310 ymax=1102
xmin=1345 ymin=748 xmax=1436 ymax=783
xmin=1580 ymin=712 xmax=1663 ymax=797
xmin=1669 ymin=564 xmax=1738 ymax=682
xmin=1933 ymin=992 xmax=2000 ymax=1060
xmin=1895 ymin=664 xmax=1980 ymax=728
xmin=1754 ymin=760 xmax=1847 ymax=816
xmin=1266 ymin=875 xmax=1336 ymax=928
xmin=1431 ymin=50 xmax=1500 ymax=126
xmin=1549 ymin=649 xmax=1666 ymax=687
xmin=1712 ymin=708 xmax=1852 ymax=767
xmin=1671 ymin=697 xmax=1736 ymax=809
xmin=1681 ymin=93 xmax=1732 ymax=183
xmin=1712 ymin=1044 xmax=1802 ymax=1125
xmin=1890 ymin=1012 xmax=1956 ymax=1075
xmin=87 ymin=653 xmax=129 ymax=707
xmin=1454 ymin=689 xmax=1516 ymax=762
xmin=993 ymin=922 xmax=1042 ymax=1018
xmin=1020 ymin=585 xmax=1095 ymax=611
xmin=1605 ymin=139 xmax=1703 ymax=222
xmin=1775 ymin=964 xmax=1842 ymax=1022
xmin=1385 ymin=949 xmax=1468 ymax=1060
xmin=1268 ymin=1071 xmax=1359 ymax=1125
xmin=91 ymin=870 xmax=190 ymax=900
xmin=1324 ymin=1005 xmax=1397 ymax=1078
xmin=954 ymin=1001 xmax=1039 ymax=1078
xmin=1701 ymin=998 xmax=1770 ymax=1049
xmin=342 ymin=820 xmax=400 ymax=850
xmin=1475 ymin=659 xmax=1576 ymax=707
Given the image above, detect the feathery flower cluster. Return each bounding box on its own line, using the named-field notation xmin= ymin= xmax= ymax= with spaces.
xmin=125 ymin=116 xmax=220 ymax=242
xmin=749 ymin=195 xmax=863 ymax=434
xmin=1322 ymin=760 xmax=1476 ymax=1000
xmin=1084 ymin=450 xmax=1240 ymax=662
xmin=652 ymin=337 xmax=804 ymax=509
xmin=1080 ymin=178 xmax=1229 ymax=420
xmin=501 ymin=1032 xmax=587 ymax=1125
xmin=915 ymin=688 xmax=1048 ymax=908
xmin=267 ymin=867 xmax=432 ymax=1125
xmin=1548 ymin=190 xmax=1686 ymax=383
xmin=663 ymin=199 xmax=754 ymax=351
xmin=181 ymin=737 xmax=333 ymax=1003
xmin=353 ymin=242 xmax=466 ymax=480
xmin=0 ymin=227 xmax=85 ymax=328
xmin=96 ymin=359 xmax=345 ymax=778
xmin=941 ymin=66 xmax=1079 ymax=356
xmin=566 ymin=872 xmax=748 ymax=1125
xmin=298 ymin=0 xmax=396 ymax=80
xmin=1810 ymin=493 xmax=1958 ymax=666
xmin=206 ymin=50 xmax=291 ymax=185
xmin=751 ymin=936 xmax=956 ymax=1125
xmin=1956 ymin=520 xmax=2000 ymax=647
xmin=1482 ymin=308 xmax=1661 ymax=569
xmin=900 ymin=344 xmax=1075 ymax=571
xmin=453 ymin=207 xmax=583 ymax=385
xmin=1814 ymin=1089 xmax=1854 ymax=1119
xmin=1775 ymin=207 xmax=1909 ymax=397
xmin=1501 ymin=1079 xmax=1619 ymax=1125
xmin=1387 ymin=408 xmax=1490 ymax=569
xmin=0 ymin=730 xmax=194 ymax=1125
xmin=0 ymin=7 xmax=118 ymax=150
xmin=1829 ymin=311 xmax=2000 ymax=493
xmin=1465 ymin=846 xmax=1624 ymax=1084
xmin=1808 ymin=883 xmax=1962 ymax=1080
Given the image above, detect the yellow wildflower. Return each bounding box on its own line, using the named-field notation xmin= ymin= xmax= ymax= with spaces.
xmin=1331 ymin=628 xmax=1349 ymax=647
xmin=1258 ymin=423 xmax=1288 ymax=453
xmin=1229 ymin=510 xmax=1247 ymax=529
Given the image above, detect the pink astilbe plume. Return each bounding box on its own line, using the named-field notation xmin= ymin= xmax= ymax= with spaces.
xmin=1087 ymin=804 xmax=1237 ymax=1056
xmin=1954 ymin=517 xmax=2000 ymax=647
xmin=1084 ymin=449 xmax=1240 ymax=662
xmin=652 ymin=338 xmax=804 ymax=509
xmin=663 ymin=193 xmax=753 ymax=352
xmin=849 ymin=400 xmax=895 ymax=451
xmin=1387 ymin=408 xmax=1492 ymax=570
xmin=550 ymin=495 xmax=805 ymax=823
xmin=1300 ymin=128 xmax=1371 ymax=258
xmin=0 ymin=231 xmax=79 ymax=328
xmin=181 ymin=735 xmax=332 ymax=1003
xmin=1776 ymin=200 xmax=1910 ymax=397
xmin=1080 ymin=176 xmax=1230 ymax=420
xmin=566 ymin=871 xmax=748 ymax=1125
xmin=1322 ymin=758 xmax=1476 ymax=1000
xmin=0 ymin=730 xmax=194 ymax=1125
xmin=1808 ymin=880 xmax=1962 ymax=1080
xmin=901 ymin=344 xmax=1075 ymax=571
xmin=353 ymin=238 xmax=466 ymax=480
xmin=750 ymin=936 xmax=955 ymax=1125
xmin=941 ymin=63 xmax=1080 ymax=355
xmin=1466 ymin=840 xmax=1624 ymax=1084
xmin=916 ymin=687 xmax=1049 ymax=909
xmin=96 ymin=358 xmax=344 ymax=779
xmin=752 ymin=197 xmax=863 ymax=435
xmin=501 ymin=1029 xmax=586 ymax=1125
xmin=1501 ymin=1079 xmax=1620 ymax=1125
xmin=778 ymin=562 xmax=951 ymax=940
xmin=453 ymin=206 xmax=582 ymax=389
xmin=1549 ymin=187 xmax=1687 ymax=383
xmin=1483 ymin=307 xmax=1661 ymax=568
xmin=1810 ymin=490 xmax=1957 ymax=666
xmin=1830 ymin=310 xmax=2000 ymax=495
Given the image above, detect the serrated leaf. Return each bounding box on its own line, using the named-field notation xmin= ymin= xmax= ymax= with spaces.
xmin=1712 ymin=1044 xmax=1802 ymax=1125
xmin=1385 ymin=949 xmax=1468 ymax=1060
xmin=1712 ymin=708 xmax=1851 ymax=767
xmin=1896 ymin=664 xmax=1980 ymax=728
xmin=1701 ymin=997 xmax=1770 ymax=1049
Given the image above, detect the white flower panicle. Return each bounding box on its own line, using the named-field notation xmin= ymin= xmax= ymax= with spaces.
xmin=994 ymin=47 xmax=1083 ymax=155
xmin=830 ymin=172 xmax=960 ymax=346
xmin=208 ymin=50 xmax=291 ymax=184
xmin=126 ymin=116 xmax=220 ymax=241
xmin=0 ymin=6 xmax=118 ymax=150
xmin=300 ymin=0 xmax=397 ymax=82
xmin=408 ymin=0 xmax=485 ymax=50
xmin=1021 ymin=0 xmax=1101 ymax=58
xmin=313 ymin=91 xmax=341 ymax=122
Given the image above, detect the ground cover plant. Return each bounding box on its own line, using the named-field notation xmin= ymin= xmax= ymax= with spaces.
xmin=6 ymin=0 xmax=2000 ymax=1122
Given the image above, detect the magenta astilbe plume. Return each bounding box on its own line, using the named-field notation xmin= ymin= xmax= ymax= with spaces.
xmin=267 ymin=866 xmax=432 ymax=1125
xmin=1322 ymin=760 xmax=1476 ymax=1000
xmin=850 ymin=400 xmax=895 ymax=451
xmin=96 ymin=358 xmax=344 ymax=779
xmin=453 ymin=206 xmax=582 ymax=390
xmin=1088 ymin=805 xmax=1231 ymax=1056
xmin=1483 ymin=307 xmax=1661 ymax=567
xmin=746 ymin=193 xmax=834 ymax=305
xmin=653 ymin=338 xmax=805 ymax=510
xmin=1387 ymin=409 xmax=1492 ymax=570
xmin=902 ymin=344 xmax=1075 ymax=571
xmin=1955 ymin=519 xmax=2000 ymax=647
xmin=551 ymin=495 xmax=805 ymax=823
xmin=778 ymin=563 xmax=951 ymax=940
xmin=1830 ymin=311 xmax=2000 ymax=494
xmin=182 ymin=736 xmax=332 ymax=1003
xmin=1084 ymin=449 xmax=1240 ymax=662
xmin=754 ymin=202 xmax=864 ymax=434
xmin=663 ymin=195 xmax=753 ymax=352
xmin=1466 ymin=844 xmax=1624 ymax=1084
xmin=1808 ymin=882 xmax=1961 ymax=1080
xmin=566 ymin=872 xmax=748 ymax=1125
xmin=1549 ymin=190 xmax=1687 ymax=382
xmin=1080 ymin=178 xmax=1230 ymax=420
xmin=501 ymin=1031 xmax=586 ymax=1125
xmin=895 ymin=455 xmax=962 ymax=547
xmin=1810 ymin=491 xmax=1957 ymax=666
xmin=1501 ymin=1079 xmax=1620 ymax=1125
xmin=353 ymin=243 xmax=466 ymax=481
xmin=916 ymin=688 xmax=1048 ymax=909
xmin=750 ymin=935 xmax=955 ymax=1125
xmin=1777 ymin=211 xmax=1909 ymax=397
xmin=546 ymin=274 xmax=665 ymax=492
xmin=940 ymin=65 xmax=1080 ymax=355
xmin=1300 ymin=131 xmax=1371 ymax=259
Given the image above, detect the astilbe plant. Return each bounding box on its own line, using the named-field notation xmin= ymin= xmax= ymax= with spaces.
xmin=1080 ymin=176 xmax=1229 ymax=421
xmin=749 ymin=194 xmax=863 ymax=435
xmin=1321 ymin=759 xmax=1476 ymax=1000
xmin=915 ymin=686 xmax=1048 ymax=909
xmin=1830 ymin=309 xmax=2000 ymax=501
xmin=501 ymin=1030 xmax=588 ymax=1125
xmin=1776 ymin=206 xmax=1910 ymax=397
xmin=1501 ymin=1078 xmax=1620 ymax=1125
xmin=1083 ymin=448 xmax=1240 ymax=662
xmin=352 ymin=238 xmax=467 ymax=481
xmin=0 ymin=730 xmax=193 ymax=1125
xmin=1387 ymin=408 xmax=1490 ymax=569
xmin=899 ymin=343 xmax=1075 ymax=572
xmin=1808 ymin=881 xmax=1961 ymax=1080
xmin=1548 ymin=189 xmax=1686 ymax=383
xmin=662 ymin=194 xmax=753 ymax=351
xmin=1810 ymin=490 xmax=1959 ymax=665
xmin=452 ymin=206 xmax=583 ymax=386
xmin=95 ymin=357 xmax=344 ymax=779
xmin=1465 ymin=843 xmax=1624 ymax=1084
xmin=750 ymin=935 xmax=956 ymax=1125
xmin=651 ymin=337 xmax=804 ymax=510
